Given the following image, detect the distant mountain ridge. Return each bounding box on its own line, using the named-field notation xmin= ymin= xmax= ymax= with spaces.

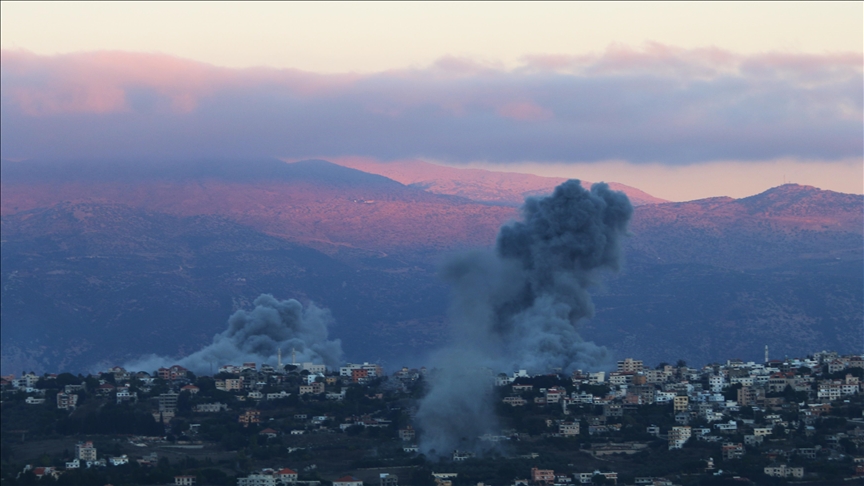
xmin=328 ymin=158 xmax=667 ymax=206
xmin=1 ymin=158 xmax=861 ymax=373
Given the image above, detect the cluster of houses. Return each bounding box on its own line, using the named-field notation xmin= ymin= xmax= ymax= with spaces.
xmin=6 ymin=349 xmax=864 ymax=484
xmin=15 ymin=441 xmax=154 ymax=482
xmin=495 ymin=351 xmax=864 ymax=481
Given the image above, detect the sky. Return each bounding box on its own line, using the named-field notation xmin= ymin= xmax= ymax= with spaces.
xmin=1 ymin=2 xmax=861 ymax=201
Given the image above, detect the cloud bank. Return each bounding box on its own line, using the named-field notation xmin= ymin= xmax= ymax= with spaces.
xmin=1 ymin=45 xmax=861 ymax=164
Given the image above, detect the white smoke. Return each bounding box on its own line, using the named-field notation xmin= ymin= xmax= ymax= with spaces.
xmin=124 ymin=294 xmax=342 ymax=374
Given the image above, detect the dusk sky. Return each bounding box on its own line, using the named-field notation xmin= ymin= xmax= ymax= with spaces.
xmin=1 ymin=2 xmax=861 ymax=201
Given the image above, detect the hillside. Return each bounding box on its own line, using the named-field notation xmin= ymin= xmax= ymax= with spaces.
xmin=628 ymin=184 xmax=863 ymax=269
xmin=1 ymin=159 xmax=861 ymax=373
xmin=0 ymin=202 xmax=450 ymax=373
xmin=1 ymin=158 xmax=512 ymax=258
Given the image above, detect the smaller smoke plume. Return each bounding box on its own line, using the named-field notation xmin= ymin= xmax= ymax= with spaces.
xmin=124 ymin=294 xmax=342 ymax=374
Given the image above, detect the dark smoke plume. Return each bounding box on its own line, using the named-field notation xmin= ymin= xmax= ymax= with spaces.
xmin=124 ymin=294 xmax=342 ymax=374
xmin=415 ymin=180 xmax=632 ymax=456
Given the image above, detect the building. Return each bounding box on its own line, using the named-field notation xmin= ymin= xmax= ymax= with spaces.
xmin=334 ymin=476 xmax=363 ymax=486
xmin=673 ymin=396 xmax=689 ymax=413
xmin=351 ymin=368 xmax=369 ymax=383
xmin=763 ymin=465 xmax=804 ymax=478
xmin=56 ymin=392 xmax=78 ymax=410
xmin=340 ymin=362 xmax=382 ymax=377
xmin=157 ymin=365 xmax=188 ymax=381
xmin=559 ymin=422 xmax=580 ymax=436
xmin=238 ymin=410 xmax=261 ymax=427
xmin=668 ymin=426 xmax=691 ymax=449
xmin=721 ymin=443 xmax=744 ymax=460
xmin=399 ymin=426 xmax=416 ymax=441
xmin=531 ymin=467 xmax=555 ymax=484
xmin=237 ymin=468 xmax=297 ymax=486
xmin=109 ymin=455 xmax=129 ymax=466
xmin=604 ymin=404 xmax=623 ymax=417
xmin=159 ymin=391 xmax=179 ymax=412
xmin=380 ymin=473 xmax=398 ymax=486
xmin=575 ymin=471 xmax=618 ymax=485
xmin=545 ymin=387 xmax=566 ymax=404
xmin=76 ymin=441 xmax=97 ymax=461
xmin=617 ymin=358 xmax=644 ymax=373
xmin=276 ymin=468 xmax=298 ymax=483
xmin=299 ymin=382 xmax=325 ymax=395
xmin=737 ymin=386 xmax=765 ymax=407
xmin=708 ymin=375 xmax=725 ymax=392
xmin=194 ymin=402 xmax=228 ymax=413
xmin=298 ymin=362 xmax=326 ymax=374
xmin=503 ymin=396 xmax=527 ymax=406
xmin=174 ymin=476 xmax=196 ymax=485
xmin=215 ymin=378 xmax=243 ymax=392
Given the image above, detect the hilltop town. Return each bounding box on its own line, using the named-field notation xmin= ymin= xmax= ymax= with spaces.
xmin=2 ymin=351 xmax=864 ymax=486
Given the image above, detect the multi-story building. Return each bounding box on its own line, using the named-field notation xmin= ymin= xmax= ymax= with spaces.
xmin=158 ymin=392 xmax=179 ymax=412
xmin=237 ymin=468 xmax=297 ymax=486
xmin=56 ymin=391 xmax=78 ymax=410
xmin=737 ymin=386 xmax=765 ymax=407
xmin=531 ymin=467 xmax=555 ymax=484
xmin=76 ymin=441 xmax=97 ymax=461
xmin=617 ymin=358 xmax=644 ymax=373
xmin=545 ymin=387 xmax=566 ymax=404
xmin=398 ymin=426 xmax=416 ymax=442
xmin=299 ymin=382 xmax=325 ymax=395
xmin=559 ymin=422 xmax=580 ymax=436
xmin=157 ymin=365 xmax=188 ymax=381
xmin=194 ymin=402 xmax=228 ymax=413
xmin=708 ymin=375 xmax=725 ymax=392
xmin=215 ymin=378 xmax=243 ymax=392
xmin=764 ymin=465 xmax=804 ymax=478
xmin=673 ymin=396 xmax=689 ymax=413
xmin=721 ymin=442 xmax=744 ymax=460
xmin=238 ymin=410 xmax=261 ymax=427
xmin=668 ymin=426 xmax=691 ymax=449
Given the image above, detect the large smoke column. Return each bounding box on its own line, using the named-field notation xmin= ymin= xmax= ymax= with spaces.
xmin=415 ymin=180 xmax=633 ymax=456
xmin=124 ymin=294 xmax=342 ymax=374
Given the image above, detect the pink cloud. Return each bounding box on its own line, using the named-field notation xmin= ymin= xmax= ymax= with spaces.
xmin=0 ymin=49 xmax=361 ymax=116
xmin=1 ymin=46 xmax=859 ymax=165
xmin=497 ymin=102 xmax=553 ymax=121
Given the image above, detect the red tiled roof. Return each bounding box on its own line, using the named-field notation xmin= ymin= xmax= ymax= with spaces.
xmin=335 ymin=476 xmax=362 ymax=482
xmin=277 ymin=468 xmax=298 ymax=475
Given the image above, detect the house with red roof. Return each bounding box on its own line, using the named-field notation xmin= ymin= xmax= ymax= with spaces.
xmin=276 ymin=468 xmax=298 ymax=483
xmin=333 ymin=475 xmax=363 ymax=486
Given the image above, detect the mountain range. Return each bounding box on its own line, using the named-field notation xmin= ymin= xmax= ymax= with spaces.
xmin=1 ymin=158 xmax=861 ymax=374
